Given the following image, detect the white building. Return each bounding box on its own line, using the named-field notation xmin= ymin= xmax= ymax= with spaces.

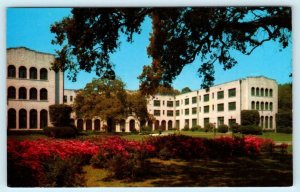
xmin=7 ymin=47 xmax=278 ymax=132
xmin=7 ymin=47 xmax=64 ymax=130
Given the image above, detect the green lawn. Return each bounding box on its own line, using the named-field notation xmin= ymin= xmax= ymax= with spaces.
xmin=83 ymin=155 xmax=292 ymax=187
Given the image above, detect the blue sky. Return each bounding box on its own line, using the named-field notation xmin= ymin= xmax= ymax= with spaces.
xmin=7 ymin=8 xmax=292 ymax=91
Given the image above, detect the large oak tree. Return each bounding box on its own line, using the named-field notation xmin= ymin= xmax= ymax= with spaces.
xmin=51 ymin=7 xmax=291 ymax=95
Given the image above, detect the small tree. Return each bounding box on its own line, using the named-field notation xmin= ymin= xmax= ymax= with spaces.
xmin=49 ymin=104 xmax=72 ymax=127
xmin=241 ymin=110 xmax=260 ymax=126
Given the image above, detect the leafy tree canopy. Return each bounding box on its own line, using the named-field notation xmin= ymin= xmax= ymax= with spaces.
xmin=51 ymin=7 xmax=291 ymax=95
xmin=278 ymin=83 xmax=292 ymax=113
xmin=181 ymin=87 xmax=192 ymax=94
xmin=156 ymin=85 xmax=180 ymax=95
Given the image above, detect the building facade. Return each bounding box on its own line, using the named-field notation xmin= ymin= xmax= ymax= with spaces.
xmin=7 ymin=47 xmax=278 ymax=132
xmin=7 ymin=47 xmax=64 ymax=130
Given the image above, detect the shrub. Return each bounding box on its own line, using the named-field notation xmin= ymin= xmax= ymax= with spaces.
xmin=241 ymin=110 xmax=260 ymax=126
xmin=141 ymin=126 xmax=152 ymax=134
xmin=191 ymin=125 xmax=202 ymax=132
xmin=49 ymin=104 xmax=72 ymax=127
xmin=182 ymin=125 xmax=189 ymax=131
xmin=44 ymin=126 xmax=77 ymax=138
xmin=204 ymin=123 xmax=215 ymax=132
xmin=276 ymin=111 xmax=292 ymax=130
xmin=230 ymin=123 xmax=240 ymax=133
xmin=217 ymin=124 xmax=229 ymax=133
xmin=240 ymin=125 xmax=262 ymax=135
xmin=277 ymin=126 xmax=292 ymax=134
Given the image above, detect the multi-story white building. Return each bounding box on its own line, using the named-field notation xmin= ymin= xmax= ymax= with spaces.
xmin=7 ymin=47 xmax=278 ymax=132
xmin=7 ymin=47 xmax=64 ymax=130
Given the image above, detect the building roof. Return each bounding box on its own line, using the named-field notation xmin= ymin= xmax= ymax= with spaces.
xmin=7 ymin=47 xmax=55 ymax=56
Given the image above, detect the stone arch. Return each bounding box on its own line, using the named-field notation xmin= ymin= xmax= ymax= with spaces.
xmin=7 ymin=65 xmax=16 ymax=78
xmin=29 ymin=67 xmax=37 ymax=79
xmin=94 ymin=119 xmax=101 ymax=131
xmin=7 ymin=108 xmax=16 ymax=129
xmin=7 ymin=86 xmax=16 ymax=99
xmin=30 ymin=88 xmax=37 ymax=100
xmin=168 ymin=120 xmax=173 ymax=130
xmin=265 ymin=116 xmax=269 ymax=128
xmin=30 ymin=109 xmax=37 ymax=129
xmin=161 ymin=120 xmax=166 ymax=131
xmin=19 ymin=66 xmax=27 ymax=78
xmin=155 ymin=120 xmax=159 ymax=130
xmin=251 ymin=87 xmax=255 ymax=96
xmin=19 ymin=109 xmax=27 ymax=129
xmin=86 ymin=119 xmax=92 ymax=131
xmin=40 ymin=68 xmax=48 ymax=80
xmin=77 ymin=119 xmax=83 ymax=130
xmin=129 ymin=119 xmax=135 ymax=132
xmin=256 ymin=87 xmax=259 ymax=96
xmin=40 ymin=109 xmax=48 ymax=128
xmin=19 ymin=87 xmax=27 ymax=99
xmin=260 ymin=102 xmax=264 ymax=110
xmin=119 ymin=119 xmax=126 ymax=132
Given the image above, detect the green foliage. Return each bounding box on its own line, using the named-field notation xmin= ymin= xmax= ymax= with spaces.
xmin=49 ymin=104 xmax=72 ymax=127
xmin=218 ymin=124 xmax=229 ymax=133
xmin=183 ymin=125 xmax=189 ymax=131
xmin=181 ymin=87 xmax=192 ymax=94
xmin=278 ymin=83 xmax=292 ymax=112
xmin=191 ymin=125 xmax=203 ymax=132
xmin=241 ymin=110 xmax=260 ymax=126
xmin=51 ymin=8 xmax=291 ymax=95
xmin=43 ymin=126 xmax=77 ymax=138
xmin=240 ymin=125 xmax=262 ymax=135
xmin=230 ymin=123 xmax=240 ymax=133
xmin=141 ymin=126 xmax=153 ymax=134
xmin=156 ymin=86 xmax=180 ymax=95
xmin=204 ymin=123 xmax=215 ymax=132
xmin=277 ymin=126 xmax=292 ymax=134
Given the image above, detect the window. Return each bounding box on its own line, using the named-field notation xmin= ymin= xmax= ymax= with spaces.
xmin=154 ymin=110 xmax=160 ymax=116
xmin=270 ymin=102 xmax=273 ymax=111
xmin=7 ymin=86 xmax=16 ymax=99
xmin=185 ymin=108 xmax=189 ymax=115
xmin=40 ymin=68 xmax=48 ymax=80
xmin=19 ymin=109 xmax=27 ymax=129
xmin=228 ymin=88 xmax=236 ymax=97
xmin=167 ymin=101 xmax=173 ymax=107
xmin=260 ymin=88 xmax=264 ymax=97
xmin=251 ymin=101 xmax=255 ymax=110
xmin=192 ymin=119 xmax=197 ymax=127
xmin=192 ymin=107 xmax=197 ymax=114
xmin=217 ymin=103 xmax=224 ymax=112
xmin=270 ymin=89 xmax=273 ymax=97
xmin=218 ymin=117 xmax=224 ymax=127
xmin=228 ymin=102 xmax=236 ymax=111
xmin=261 ymin=102 xmax=264 ymax=110
xmin=153 ymin=100 xmax=160 ymax=106
xmin=185 ymin=119 xmax=189 ymax=128
xmin=185 ymin=98 xmax=189 ymax=105
xmin=265 ymin=116 xmax=269 ymax=128
xmin=30 ymin=109 xmax=37 ymax=129
xmin=167 ymin=110 xmax=174 ymax=117
xmin=40 ymin=88 xmax=48 ymax=100
xmin=163 ymin=101 xmax=165 ymax=106
xmin=19 ymin=87 xmax=27 ymax=99
xmin=256 ymin=88 xmax=260 ymax=96
xmin=229 ymin=119 xmax=236 ymax=127
xmin=251 ymin=87 xmax=255 ymax=96
xmin=265 ymin=102 xmax=269 ymax=110
xmin=204 ymin=105 xmax=209 ymax=113
xmin=30 ymin=67 xmax=37 ymax=79
xmin=270 ymin=116 xmax=273 ymax=129
xmin=40 ymin=109 xmax=48 ymax=128
xmin=176 ymin=110 xmax=180 ymax=116
xmin=176 ymin=120 xmax=180 ymax=129
xmin=204 ymin=118 xmax=210 ymax=127
xmin=256 ymin=101 xmax=259 ymax=110
xmin=217 ymin=91 xmax=224 ymax=99
xmin=30 ymin=88 xmax=37 ymax=100
xmin=7 ymin=108 xmax=16 ymax=129
xmin=265 ymin=89 xmax=269 ymax=97
xmin=260 ymin=116 xmax=264 ymax=128
xmin=192 ymin=97 xmax=197 ymax=104
xmin=64 ymin=95 xmax=67 ymax=103
xmin=176 ymin=100 xmax=179 ymax=106
xmin=19 ymin=66 xmax=27 ymax=78
xmin=8 ymin=65 xmax=16 ymax=78
xmin=70 ymin=96 xmax=73 ymax=102
xmin=204 ymin=94 xmax=209 ymax=102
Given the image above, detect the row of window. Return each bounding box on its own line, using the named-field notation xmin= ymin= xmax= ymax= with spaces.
xmin=7 ymin=108 xmax=48 ymax=129
xmin=251 ymin=101 xmax=273 ymax=111
xmin=251 ymin=87 xmax=273 ymax=97
xmin=63 ymin=95 xmax=74 ymax=103
xmin=7 ymin=65 xmax=48 ymax=80
xmin=7 ymin=86 xmax=48 ymax=100
xmin=153 ymin=100 xmax=174 ymax=107
xmin=260 ymin=116 xmax=274 ymax=129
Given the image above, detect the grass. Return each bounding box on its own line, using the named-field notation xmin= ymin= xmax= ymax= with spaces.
xmin=84 ymin=155 xmax=292 ymax=187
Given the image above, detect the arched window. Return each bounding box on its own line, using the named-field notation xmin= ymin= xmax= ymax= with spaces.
xmin=256 ymin=101 xmax=259 ymax=110
xmin=270 ymin=116 xmax=273 ymax=129
xmin=251 ymin=87 xmax=255 ymax=96
xmin=265 ymin=89 xmax=269 ymax=97
xmin=94 ymin=119 xmax=101 ymax=131
xmin=77 ymin=119 xmax=83 ymax=130
xmin=29 ymin=67 xmax=37 ymax=79
xmin=7 ymin=86 xmax=16 ymax=99
xmin=30 ymin=109 xmax=37 ymax=129
xmin=261 ymin=102 xmax=264 ymax=110
xmin=168 ymin=120 xmax=173 ymax=130
xmin=265 ymin=102 xmax=269 ymax=110
xmin=40 ymin=88 xmax=48 ymax=100
xmin=269 ymin=89 xmax=273 ymax=97
xmin=40 ymin=68 xmax=48 ymax=80
xmin=265 ymin=116 xmax=269 ymax=128
xmin=155 ymin=120 xmax=159 ymax=130
xmin=260 ymin=116 xmax=264 ymax=128
xmin=19 ymin=87 xmax=27 ymax=99
xmin=148 ymin=120 xmax=153 ymax=130
xmin=30 ymin=88 xmax=37 ymax=100
xmin=251 ymin=101 xmax=255 ymax=110
xmin=161 ymin=120 xmax=166 ymax=131
xmin=19 ymin=109 xmax=27 ymax=129
xmin=7 ymin=108 xmax=16 ymax=129
xmin=260 ymin=88 xmax=264 ymax=97
xmin=86 ymin=119 xmax=92 ymax=130
xmin=256 ymin=88 xmax=260 ymax=96
xmin=40 ymin=109 xmax=48 ymax=128
xmin=130 ymin=119 xmax=135 ymax=132
xmin=7 ymin=65 xmax=16 ymax=78
xmin=19 ymin=66 xmax=27 ymax=78
xmin=270 ymin=102 xmax=273 ymax=111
